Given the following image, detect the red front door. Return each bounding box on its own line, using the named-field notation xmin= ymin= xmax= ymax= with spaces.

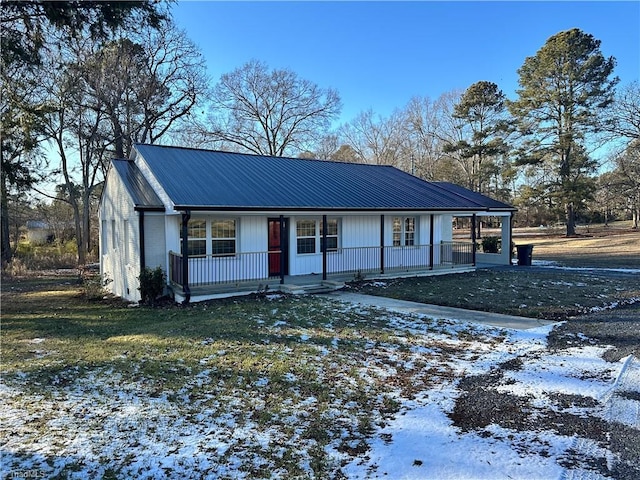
xmin=268 ymin=218 xmax=288 ymax=276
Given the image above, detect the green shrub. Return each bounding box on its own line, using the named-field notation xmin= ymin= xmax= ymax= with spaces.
xmin=138 ymin=266 xmax=166 ymax=305
xmin=481 ymin=236 xmax=501 ymax=253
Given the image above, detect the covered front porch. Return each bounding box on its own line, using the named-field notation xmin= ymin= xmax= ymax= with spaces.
xmin=168 ymin=241 xmax=476 ymax=303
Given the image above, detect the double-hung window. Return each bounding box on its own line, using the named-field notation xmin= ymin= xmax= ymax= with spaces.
xmin=296 ymin=220 xmax=317 ymax=254
xmin=321 ymin=219 xmax=339 ymax=252
xmin=297 ymin=218 xmax=340 ymax=254
xmin=211 ymin=219 xmax=236 ymax=255
xmin=393 ymin=217 xmax=416 ymax=246
xmin=181 ymin=218 xmax=237 ymax=256
xmin=181 ymin=219 xmax=207 ymax=256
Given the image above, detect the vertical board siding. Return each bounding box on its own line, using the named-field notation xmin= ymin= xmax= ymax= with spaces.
xmin=144 ymin=214 xmax=167 ymax=272
xmin=99 ymin=168 xmax=141 ymax=302
xmin=341 ymin=215 xmax=380 ymax=248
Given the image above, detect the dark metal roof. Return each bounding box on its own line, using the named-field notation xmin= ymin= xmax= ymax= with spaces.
xmin=111 ymin=159 xmax=165 ymax=211
xmin=133 ymin=144 xmax=515 ymax=212
xmin=431 ymin=182 xmax=516 ymax=211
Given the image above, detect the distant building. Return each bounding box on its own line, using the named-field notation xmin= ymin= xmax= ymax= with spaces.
xmin=26 ymin=221 xmax=53 ymax=244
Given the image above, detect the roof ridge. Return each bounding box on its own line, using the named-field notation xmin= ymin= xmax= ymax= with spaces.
xmin=133 ymin=143 xmax=398 ymax=170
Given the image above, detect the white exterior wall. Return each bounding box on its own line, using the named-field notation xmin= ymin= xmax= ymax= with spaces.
xmin=439 ymin=215 xmax=453 ymax=242
xmin=143 ymin=213 xmax=167 ymax=272
xmin=99 ymin=169 xmax=142 ymax=302
xmin=173 ymin=215 xmax=270 ymax=284
xmin=170 ymin=210 xmax=494 ymax=285
xmin=286 ymin=213 xmax=450 ymax=276
xmin=476 ymin=213 xmax=512 ymax=265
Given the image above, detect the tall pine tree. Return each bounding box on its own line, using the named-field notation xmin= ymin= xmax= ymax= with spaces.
xmin=509 ymin=28 xmax=617 ymax=235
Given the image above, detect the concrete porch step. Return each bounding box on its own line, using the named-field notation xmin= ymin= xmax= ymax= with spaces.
xmin=280 ymin=280 xmax=344 ymax=295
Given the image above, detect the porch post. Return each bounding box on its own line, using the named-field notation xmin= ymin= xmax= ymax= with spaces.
xmin=471 ymin=214 xmax=477 ymax=266
xmin=322 ymin=215 xmax=327 ymax=281
xmin=279 ymin=215 xmax=285 ymax=285
xmin=429 ymin=214 xmax=434 ymax=270
xmin=181 ymin=210 xmax=191 ymax=303
xmin=508 ymin=213 xmax=514 ymax=265
xmin=380 ymin=215 xmax=385 ymax=274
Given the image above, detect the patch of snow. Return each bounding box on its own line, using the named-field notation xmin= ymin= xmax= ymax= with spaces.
xmin=2 ymin=303 xmax=636 ymax=479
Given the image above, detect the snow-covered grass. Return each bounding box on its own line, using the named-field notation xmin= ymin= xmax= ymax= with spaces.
xmin=1 ymin=281 xmax=638 ymax=479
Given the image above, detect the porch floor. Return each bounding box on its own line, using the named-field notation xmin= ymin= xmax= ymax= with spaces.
xmin=170 ymin=264 xmax=476 ymax=303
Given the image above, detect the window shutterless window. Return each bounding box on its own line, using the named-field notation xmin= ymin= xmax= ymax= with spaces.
xmin=211 ymin=219 xmax=236 ymax=255
xmin=296 ymin=220 xmax=317 ymax=254
xmin=393 ymin=217 xmax=416 ymax=246
xmin=320 ymin=218 xmax=339 ymax=252
xmin=404 ymin=217 xmax=415 ymax=246
xmin=180 ymin=219 xmax=206 ymax=256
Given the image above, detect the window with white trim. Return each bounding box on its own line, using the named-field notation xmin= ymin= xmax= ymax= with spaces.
xmin=296 ymin=220 xmax=316 ymax=254
xmin=124 ymin=220 xmax=130 ymax=263
xmin=393 ymin=217 xmax=416 ymax=246
xmin=211 ymin=219 xmax=236 ymax=255
xmin=180 ymin=219 xmax=207 ymax=256
xmin=320 ymin=218 xmax=339 ymax=252
xmin=101 ymin=220 xmax=107 ymax=254
xmin=180 ymin=218 xmax=237 ymax=256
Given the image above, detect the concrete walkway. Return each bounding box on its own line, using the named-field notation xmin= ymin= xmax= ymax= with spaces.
xmin=320 ymin=291 xmax=558 ymax=330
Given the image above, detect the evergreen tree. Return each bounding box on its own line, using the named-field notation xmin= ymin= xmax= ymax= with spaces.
xmin=509 ymin=28 xmax=617 ymax=236
xmin=444 ymin=81 xmax=508 ymax=193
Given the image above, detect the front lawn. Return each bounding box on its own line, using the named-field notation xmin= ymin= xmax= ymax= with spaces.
xmin=2 ymin=272 xmax=639 ymax=479
xmin=2 ymin=275 xmax=502 ymax=478
xmin=351 ymin=269 xmax=640 ymax=320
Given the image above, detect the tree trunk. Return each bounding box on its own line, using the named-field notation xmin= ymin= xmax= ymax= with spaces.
xmin=83 ymin=190 xmax=92 ymax=256
xmin=566 ymin=202 xmax=576 ymax=236
xmin=1 ymin=178 xmax=12 ymax=264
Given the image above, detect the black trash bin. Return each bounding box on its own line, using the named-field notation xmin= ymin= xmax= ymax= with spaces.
xmin=516 ymin=244 xmax=534 ymax=266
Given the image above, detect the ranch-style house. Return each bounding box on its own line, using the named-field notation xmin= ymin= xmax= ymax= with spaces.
xmin=99 ymin=144 xmax=516 ymax=303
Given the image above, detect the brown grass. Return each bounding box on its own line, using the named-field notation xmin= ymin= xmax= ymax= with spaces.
xmin=512 ymin=222 xmax=640 ymax=268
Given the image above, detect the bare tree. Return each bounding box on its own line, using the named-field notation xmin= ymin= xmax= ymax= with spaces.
xmin=403 ymin=95 xmax=453 ymax=180
xmin=41 ymin=19 xmax=208 ymax=264
xmin=205 ymin=60 xmax=341 ymax=157
xmin=338 ymin=109 xmax=407 ymax=167
xmin=613 ymin=141 xmax=640 ymax=228
xmin=77 ymin=20 xmax=209 ymax=159
xmin=602 ymin=80 xmax=640 ymax=143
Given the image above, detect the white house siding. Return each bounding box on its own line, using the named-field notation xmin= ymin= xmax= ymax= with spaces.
xmin=174 ymin=215 xmax=270 ymax=285
xmin=286 ymin=213 xmax=450 ymax=277
xmin=99 ymin=169 xmax=142 ymax=302
xmin=134 ymin=151 xmax=173 ymax=209
xmin=476 ymin=212 xmax=512 ymax=265
xmin=171 ymin=211 xmax=475 ymax=286
xmin=143 ymin=213 xmax=167 ymax=273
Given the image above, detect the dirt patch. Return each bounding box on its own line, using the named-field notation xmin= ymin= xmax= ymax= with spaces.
xmin=548 ymin=303 xmax=640 ymax=361
xmin=449 ymin=357 xmax=640 ymax=479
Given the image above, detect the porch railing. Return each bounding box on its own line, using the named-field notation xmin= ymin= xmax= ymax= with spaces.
xmin=169 ymin=241 xmax=474 ymax=289
xmin=169 ymin=250 xmax=281 ymax=287
xmin=326 ymin=242 xmax=474 ymax=276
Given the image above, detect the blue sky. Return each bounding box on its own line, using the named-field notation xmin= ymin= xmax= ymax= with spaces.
xmin=175 ymin=1 xmax=638 ymax=124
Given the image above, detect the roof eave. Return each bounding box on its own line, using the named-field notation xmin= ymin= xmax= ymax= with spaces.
xmin=134 ymin=205 xmax=166 ymax=212
xmin=171 ymin=205 xmax=513 ymax=213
